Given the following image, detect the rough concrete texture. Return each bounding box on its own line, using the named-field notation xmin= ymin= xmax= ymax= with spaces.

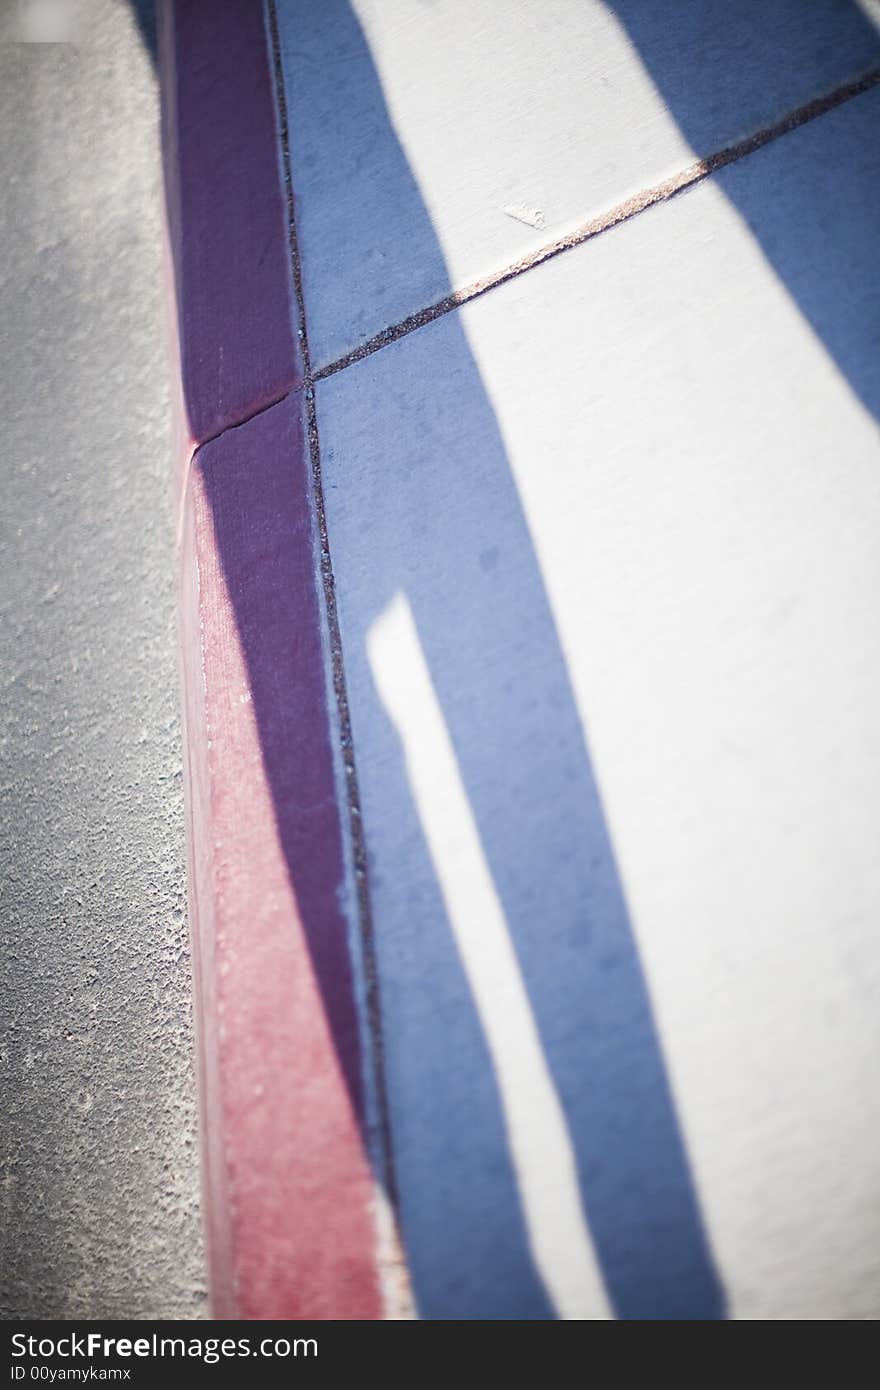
xmin=0 ymin=1 xmax=206 ymax=1318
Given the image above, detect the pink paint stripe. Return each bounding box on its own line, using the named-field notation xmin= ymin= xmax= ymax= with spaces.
xmin=159 ymin=0 xmax=302 ymax=446
xmin=180 ymin=402 xmax=382 ymax=1319
xmin=161 ymin=1 xmax=383 ymax=1318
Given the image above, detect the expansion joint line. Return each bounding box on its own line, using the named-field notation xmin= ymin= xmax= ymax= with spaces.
xmin=265 ymin=0 xmax=404 ymax=1251
xmin=253 ymin=6 xmax=875 ymax=1287
xmin=195 ymin=64 xmax=880 ymax=451
xmin=312 ymin=65 xmax=880 ymax=381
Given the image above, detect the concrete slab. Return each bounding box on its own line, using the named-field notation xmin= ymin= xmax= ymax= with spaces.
xmin=274 ymin=0 xmax=880 ymax=368
xmin=316 ymin=87 xmax=880 ymax=1319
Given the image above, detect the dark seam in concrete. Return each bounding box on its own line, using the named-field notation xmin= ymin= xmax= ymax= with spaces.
xmin=266 ymin=0 xmax=403 ymax=1243
xmin=196 ymin=58 xmax=880 ymax=427
xmin=190 ymin=384 xmax=299 ymax=457
xmin=313 ymin=65 xmax=880 ymax=382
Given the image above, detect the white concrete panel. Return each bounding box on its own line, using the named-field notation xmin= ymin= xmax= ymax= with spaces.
xmin=317 ymin=90 xmax=880 ymax=1318
xmin=276 ymin=0 xmax=880 ymax=367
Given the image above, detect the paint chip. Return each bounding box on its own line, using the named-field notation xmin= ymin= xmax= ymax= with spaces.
xmin=502 ymin=201 xmax=546 ymax=230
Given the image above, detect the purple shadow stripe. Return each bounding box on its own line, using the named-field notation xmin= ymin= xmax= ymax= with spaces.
xmin=159 ymin=0 xmax=302 ymax=445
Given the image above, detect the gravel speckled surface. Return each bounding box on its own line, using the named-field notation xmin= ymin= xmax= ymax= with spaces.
xmin=0 ymin=0 xmax=206 ymax=1319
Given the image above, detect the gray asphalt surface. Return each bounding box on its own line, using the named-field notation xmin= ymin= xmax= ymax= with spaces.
xmin=0 ymin=1 xmax=206 ymax=1317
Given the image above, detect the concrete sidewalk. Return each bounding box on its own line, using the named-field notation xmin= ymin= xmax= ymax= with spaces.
xmin=279 ymin=0 xmax=880 ymax=1319
xmin=168 ymin=0 xmax=880 ymax=1320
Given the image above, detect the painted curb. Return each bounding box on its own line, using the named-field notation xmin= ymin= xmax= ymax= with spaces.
xmin=159 ymin=0 xmax=383 ymax=1319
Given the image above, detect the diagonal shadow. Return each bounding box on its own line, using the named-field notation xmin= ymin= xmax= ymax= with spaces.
xmin=139 ymin=0 xmax=877 ymax=1319
xmin=605 ymin=0 xmax=880 ymax=422
xmin=271 ymin=0 xmax=725 ymax=1319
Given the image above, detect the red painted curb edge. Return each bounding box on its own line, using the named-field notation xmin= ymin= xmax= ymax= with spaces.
xmin=158 ymin=0 xmax=384 ymax=1319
